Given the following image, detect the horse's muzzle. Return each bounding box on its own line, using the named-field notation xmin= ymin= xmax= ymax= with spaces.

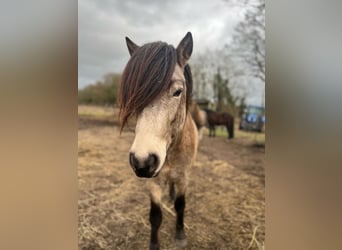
xmin=129 ymin=152 xmax=159 ymax=178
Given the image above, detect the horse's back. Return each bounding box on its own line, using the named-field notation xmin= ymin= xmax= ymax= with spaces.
xmin=222 ymin=112 xmax=234 ymax=122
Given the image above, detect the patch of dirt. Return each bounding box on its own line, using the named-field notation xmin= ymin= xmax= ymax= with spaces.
xmin=78 ymin=111 xmax=265 ymax=250
xmin=199 ymin=136 xmax=265 ymax=185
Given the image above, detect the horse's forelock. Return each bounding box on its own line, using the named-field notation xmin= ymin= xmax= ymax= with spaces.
xmin=119 ymin=42 xmax=177 ymax=131
xmin=118 ymin=42 xmax=194 ymax=132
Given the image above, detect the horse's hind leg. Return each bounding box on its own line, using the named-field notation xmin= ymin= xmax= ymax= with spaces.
xmin=226 ymin=125 xmax=230 ymax=139
xmin=227 ymin=123 xmax=234 ymax=139
xmin=169 ymin=182 xmax=175 ymax=201
xmin=174 ymin=181 xmax=187 ymax=247
xmin=209 ymin=126 xmax=214 ymax=137
xmin=149 ymin=183 xmax=163 ymax=250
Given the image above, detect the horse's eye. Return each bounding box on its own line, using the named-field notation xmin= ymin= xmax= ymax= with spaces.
xmin=173 ymin=89 xmax=183 ymax=97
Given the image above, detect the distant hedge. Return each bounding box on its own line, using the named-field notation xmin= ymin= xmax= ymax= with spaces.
xmin=78 ymin=73 xmax=120 ymax=105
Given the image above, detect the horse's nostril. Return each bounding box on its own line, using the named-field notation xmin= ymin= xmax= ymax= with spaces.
xmin=129 ymin=152 xmax=159 ymax=177
xmin=129 ymin=152 xmax=139 ymax=168
xmin=147 ymin=153 xmax=159 ymax=169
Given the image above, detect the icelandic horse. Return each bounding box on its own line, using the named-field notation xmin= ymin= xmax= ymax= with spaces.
xmin=118 ymin=32 xmax=198 ymax=250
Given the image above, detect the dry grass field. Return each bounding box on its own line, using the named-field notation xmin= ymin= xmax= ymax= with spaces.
xmin=78 ymin=105 xmax=265 ymax=250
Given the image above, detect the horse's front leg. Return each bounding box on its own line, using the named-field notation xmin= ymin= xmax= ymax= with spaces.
xmin=149 ymin=183 xmax=163 ymax=250
xmin=174 ymin=180 xmax=187 ymax=248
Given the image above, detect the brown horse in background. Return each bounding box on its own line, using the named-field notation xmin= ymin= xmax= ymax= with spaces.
xmin=204 ymin=109 xmax=234 ymax=139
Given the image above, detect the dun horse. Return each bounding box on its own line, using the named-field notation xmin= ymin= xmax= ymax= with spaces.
xmin=204 ymin=109 xmax=234 ymax=139
xmin=118 ymin=32 xmax=198 ymax=250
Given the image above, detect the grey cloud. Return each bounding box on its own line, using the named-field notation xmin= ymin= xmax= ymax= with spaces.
xmin=78 ymin=0 xmax=244 ymax=88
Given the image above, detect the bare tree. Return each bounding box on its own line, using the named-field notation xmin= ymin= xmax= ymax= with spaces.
xmin=231 ymin=0 xmax=265 ymax=82
xmin=191 ymin=49 xmax=238 ymax=100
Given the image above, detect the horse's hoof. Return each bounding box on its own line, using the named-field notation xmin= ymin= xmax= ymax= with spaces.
xmin=175 ymin=238 xmax=187 ymax=248
xmin=175 ymin=230 xmax=187 ymax=248
xmin=149 ymin=243 xmax=159 ymax=250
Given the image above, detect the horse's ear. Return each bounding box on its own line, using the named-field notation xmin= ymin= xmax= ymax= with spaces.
xmin=125 ymin=37 xmax=140 ymax=56
xmin=176 ymin=32 xmax=193 ymax=67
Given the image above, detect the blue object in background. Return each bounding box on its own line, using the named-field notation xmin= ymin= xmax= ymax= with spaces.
xmin=261 ymin=116 xmax=266 ymax=123
xmin=239 ymin=105 xmax=265 ymax=132
xmin=247 ymin=113 xmax=258 ymax=123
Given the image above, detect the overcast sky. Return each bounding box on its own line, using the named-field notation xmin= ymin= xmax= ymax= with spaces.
xmin=78 ymin=0 xmax=246 ymax=89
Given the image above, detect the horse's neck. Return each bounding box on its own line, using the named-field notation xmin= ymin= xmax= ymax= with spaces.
xmin=165 ymin=112 xmax=197 ymax=168
xmin=169 ymin=113 xmax=196 ymax=153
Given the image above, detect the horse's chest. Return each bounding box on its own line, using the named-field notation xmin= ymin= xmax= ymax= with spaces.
xmin=156 ymin=163 xmax=184 ymax=184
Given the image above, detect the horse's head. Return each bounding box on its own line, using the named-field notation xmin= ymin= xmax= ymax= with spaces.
xmin=119 ymin=32 xmax=193 ymax=178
